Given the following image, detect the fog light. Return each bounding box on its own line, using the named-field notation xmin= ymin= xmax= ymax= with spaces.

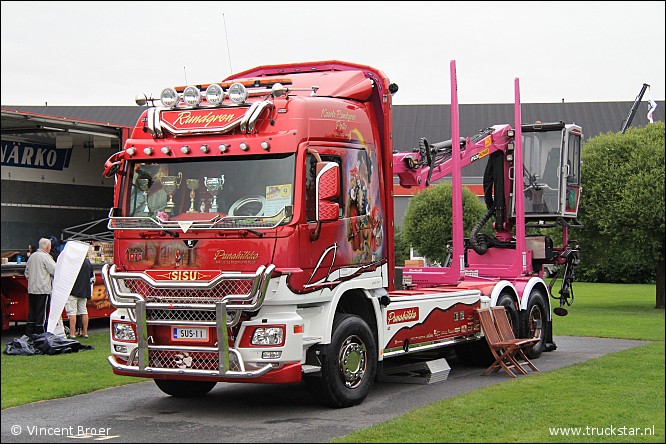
xmin=228 ymin=82 xmax=248 ymax=104
xmin=251 ymin=326 xmax=284 ymax=345
xmin=114 ymin=344 xmax=128 ymax=354
xmin=113 ymin=322 xmax=136 ymax=341
xmin=205 ymin=84 xmax=225 ymax=105
xmin=183 ymin=86 xmax=202 ymax=107
xmin=262 ymin=351 xmax=282 ymax=359
xmin=160 ymin=87 xmax=179 ymax=108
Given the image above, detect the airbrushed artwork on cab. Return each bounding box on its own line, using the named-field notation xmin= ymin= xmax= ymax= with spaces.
xmin=291 ymin=144 xmax=386 ymax=293
xmin=346 ymin=147 xmax=384 ymax=265
xmin=119 ymin=239 xmax=268 ymax=273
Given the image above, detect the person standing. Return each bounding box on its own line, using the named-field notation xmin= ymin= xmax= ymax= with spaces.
xmin=66 ymin=257 xmax=93 ymax=339
xmin=24 ymin=238 xmax=56 ymax=336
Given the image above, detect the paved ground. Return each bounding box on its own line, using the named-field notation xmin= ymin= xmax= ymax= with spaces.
xmin=1 ymin=335 xmax=651 ymax=443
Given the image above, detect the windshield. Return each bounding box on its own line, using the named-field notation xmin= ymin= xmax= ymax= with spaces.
xmin=522 ymin=130 xmax=563 ymax=214
xmin=121 ymin=154 xmax=295 ymax=224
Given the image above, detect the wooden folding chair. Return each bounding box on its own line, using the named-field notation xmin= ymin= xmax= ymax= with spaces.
xmin=476 ymin=308 xmax=528 ymax=378
xmin=490 ymin=306 xmax=539 ymax=373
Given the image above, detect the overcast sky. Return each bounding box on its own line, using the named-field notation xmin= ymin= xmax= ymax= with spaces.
xmin=1 ymin=1 xmax=664 ymax=106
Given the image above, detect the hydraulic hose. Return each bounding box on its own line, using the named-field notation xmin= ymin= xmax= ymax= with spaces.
xmin=469 ymin=207 xmax=494 ymax=255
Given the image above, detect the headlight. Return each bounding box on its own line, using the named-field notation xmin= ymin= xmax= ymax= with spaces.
xmin=160 ymin=87 xmax=179 ymax=108
xmin=205 ymin=84 xmax=225 ymax=105
xmin=227 ymin=82 xmax=248 ymax=104
xmin=183 ymin=86 xmax=202 ymax=107
xmin=113 ymin=322 xmax=136 ymax=342
xmin=251 ymin=326 xmax=284 ymax=346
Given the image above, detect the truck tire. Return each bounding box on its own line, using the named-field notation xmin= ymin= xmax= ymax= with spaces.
xmin=520 ymin=289 xmax=548 ymax=359
xmin=304 ymin=314 xmax=377 ymax=408
xmin=454 ymin=342 xmax=476 ymax=366
xmin=496 ymin=292 xmax=520 ymax=338
xmin=455 ymin=340 xmax=494 ymax=367
xmin=153 ymin=379 xmax=217 ymax=397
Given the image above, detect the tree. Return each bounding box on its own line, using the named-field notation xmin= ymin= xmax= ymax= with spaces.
xmin=393 ymin=225 xmax=411 ymax=267
xmin=578 ymin=122 xmax=665 ymax=309
xmin=401 ymin=183 xmax=488 ymax=264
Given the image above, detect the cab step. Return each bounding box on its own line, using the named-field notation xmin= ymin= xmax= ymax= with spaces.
xmin=377 ymin=357 xmax=451 ymax=384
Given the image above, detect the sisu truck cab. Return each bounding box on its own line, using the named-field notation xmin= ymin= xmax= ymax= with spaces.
xmin=102 ymin=60 xmax=580 ymax=407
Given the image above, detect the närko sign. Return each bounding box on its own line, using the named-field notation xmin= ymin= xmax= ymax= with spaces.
xmin=1 ymin=140 xmax=72 ymax=170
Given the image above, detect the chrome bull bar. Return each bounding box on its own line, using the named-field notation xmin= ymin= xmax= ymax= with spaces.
xmin=101 ymin=263 xmax=275 ymax=313
xmin=108 ymin=300 xmax=273 ymax=378
xmin=103 ymin=264 xmax=276 ymax=378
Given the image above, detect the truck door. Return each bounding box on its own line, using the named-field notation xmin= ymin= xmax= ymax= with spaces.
xmin=562 ymin=129 xmax=582 ymax=217
xmin=295 ymin=145 xmax=385 ymax=292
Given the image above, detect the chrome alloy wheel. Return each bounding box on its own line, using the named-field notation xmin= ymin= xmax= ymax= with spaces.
xmin=338 ymin=335 xmax=367 ymax=388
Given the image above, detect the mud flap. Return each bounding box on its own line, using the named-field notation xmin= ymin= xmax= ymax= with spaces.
xmin=544 ymin=318 xmax=557 ymax=352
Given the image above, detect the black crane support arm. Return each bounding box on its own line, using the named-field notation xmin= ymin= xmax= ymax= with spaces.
xmin=621 ymin=83 xmax=650 ymax=134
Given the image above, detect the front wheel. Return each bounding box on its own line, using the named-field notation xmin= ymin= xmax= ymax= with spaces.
xmin=304 ymin=314 xmax=377 ymax=408
xmin=154 ymin=379 xmax=217 ymax=397
xmin=520 ymin=289 xmax=548 ymax=359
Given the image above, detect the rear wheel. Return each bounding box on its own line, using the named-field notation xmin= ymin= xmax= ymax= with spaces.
xmin=520 ymin=289 xmax=548 ymax=359
xmin=496 ymin=292 xmax=520 ymax=338
xmin=154 ymin=379 xmax=217 ymax=397
xmin=304 ymin=314 xmax=377 ymax=408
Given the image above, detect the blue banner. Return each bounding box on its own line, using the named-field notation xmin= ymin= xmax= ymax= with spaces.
xmin=1 ymin=140 xmax=72 ymax=170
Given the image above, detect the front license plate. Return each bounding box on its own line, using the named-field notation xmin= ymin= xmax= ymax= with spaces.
xmin=172 ymin=326 xmax=208 ymax=341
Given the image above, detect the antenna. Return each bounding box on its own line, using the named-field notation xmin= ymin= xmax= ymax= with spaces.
xmin=222 ymin=13 xmax=233 ymax=75
xmin=184 ymin=66 xmax=187 ymax=85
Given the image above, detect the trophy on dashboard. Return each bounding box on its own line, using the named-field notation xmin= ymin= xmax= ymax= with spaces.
xmin=136 ymin=177 xmax=151 ymax=214
xmin=186 ymin=179 xmax=199 ymax=213
xmin=160 ymin=172 xmax=182 ymax=213
xmin=204 ymin=175 xmax=225 ymax=212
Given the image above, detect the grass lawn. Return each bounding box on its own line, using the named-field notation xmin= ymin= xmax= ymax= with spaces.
xmin=1 ymin=331 xmax=136 ymax=409
xmin=334 ymin=282 xmax=664 ymax=443
xmin=2 ymin=283 xmax=664 ymax=443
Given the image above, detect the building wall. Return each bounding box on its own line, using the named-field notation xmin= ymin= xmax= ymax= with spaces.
xmin=1 ymin=142 xmax=116 ymax=254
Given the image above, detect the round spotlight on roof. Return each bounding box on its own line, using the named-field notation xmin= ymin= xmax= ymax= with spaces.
xmin=135 ymin=93 xmax=148 ymax=106
xmin=183 ymin=86 xmax=202 ymax=107
xmin=205 ymin=84 xmax=225 ymax=106
xmin=160 ymin=87 xmax=179 ymax=108
xmin=228 ymin=82 xmax=249 ymax=104
xmin=271 ymin=83 xmax=286 ymax=97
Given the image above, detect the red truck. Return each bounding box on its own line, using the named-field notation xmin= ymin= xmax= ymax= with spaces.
xmin=1 ymin=263 xmax=113 ymax=331
xmin=101 ymin=60 xmax=581 ymax=407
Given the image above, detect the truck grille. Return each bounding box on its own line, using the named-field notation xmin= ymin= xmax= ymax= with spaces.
xmin=125 ymin=278 xmax=254 ymax=305
xmin=130 ymin=350 xmax=241 ymax=372
xmin=145 ymin=309 xmax=217 ymax=323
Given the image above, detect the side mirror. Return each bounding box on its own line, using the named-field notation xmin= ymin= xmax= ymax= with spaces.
xmin=103 ymin=151 xmax=125 ymax=178
xmin=316 ymin=162 xmax=340 ymax=222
